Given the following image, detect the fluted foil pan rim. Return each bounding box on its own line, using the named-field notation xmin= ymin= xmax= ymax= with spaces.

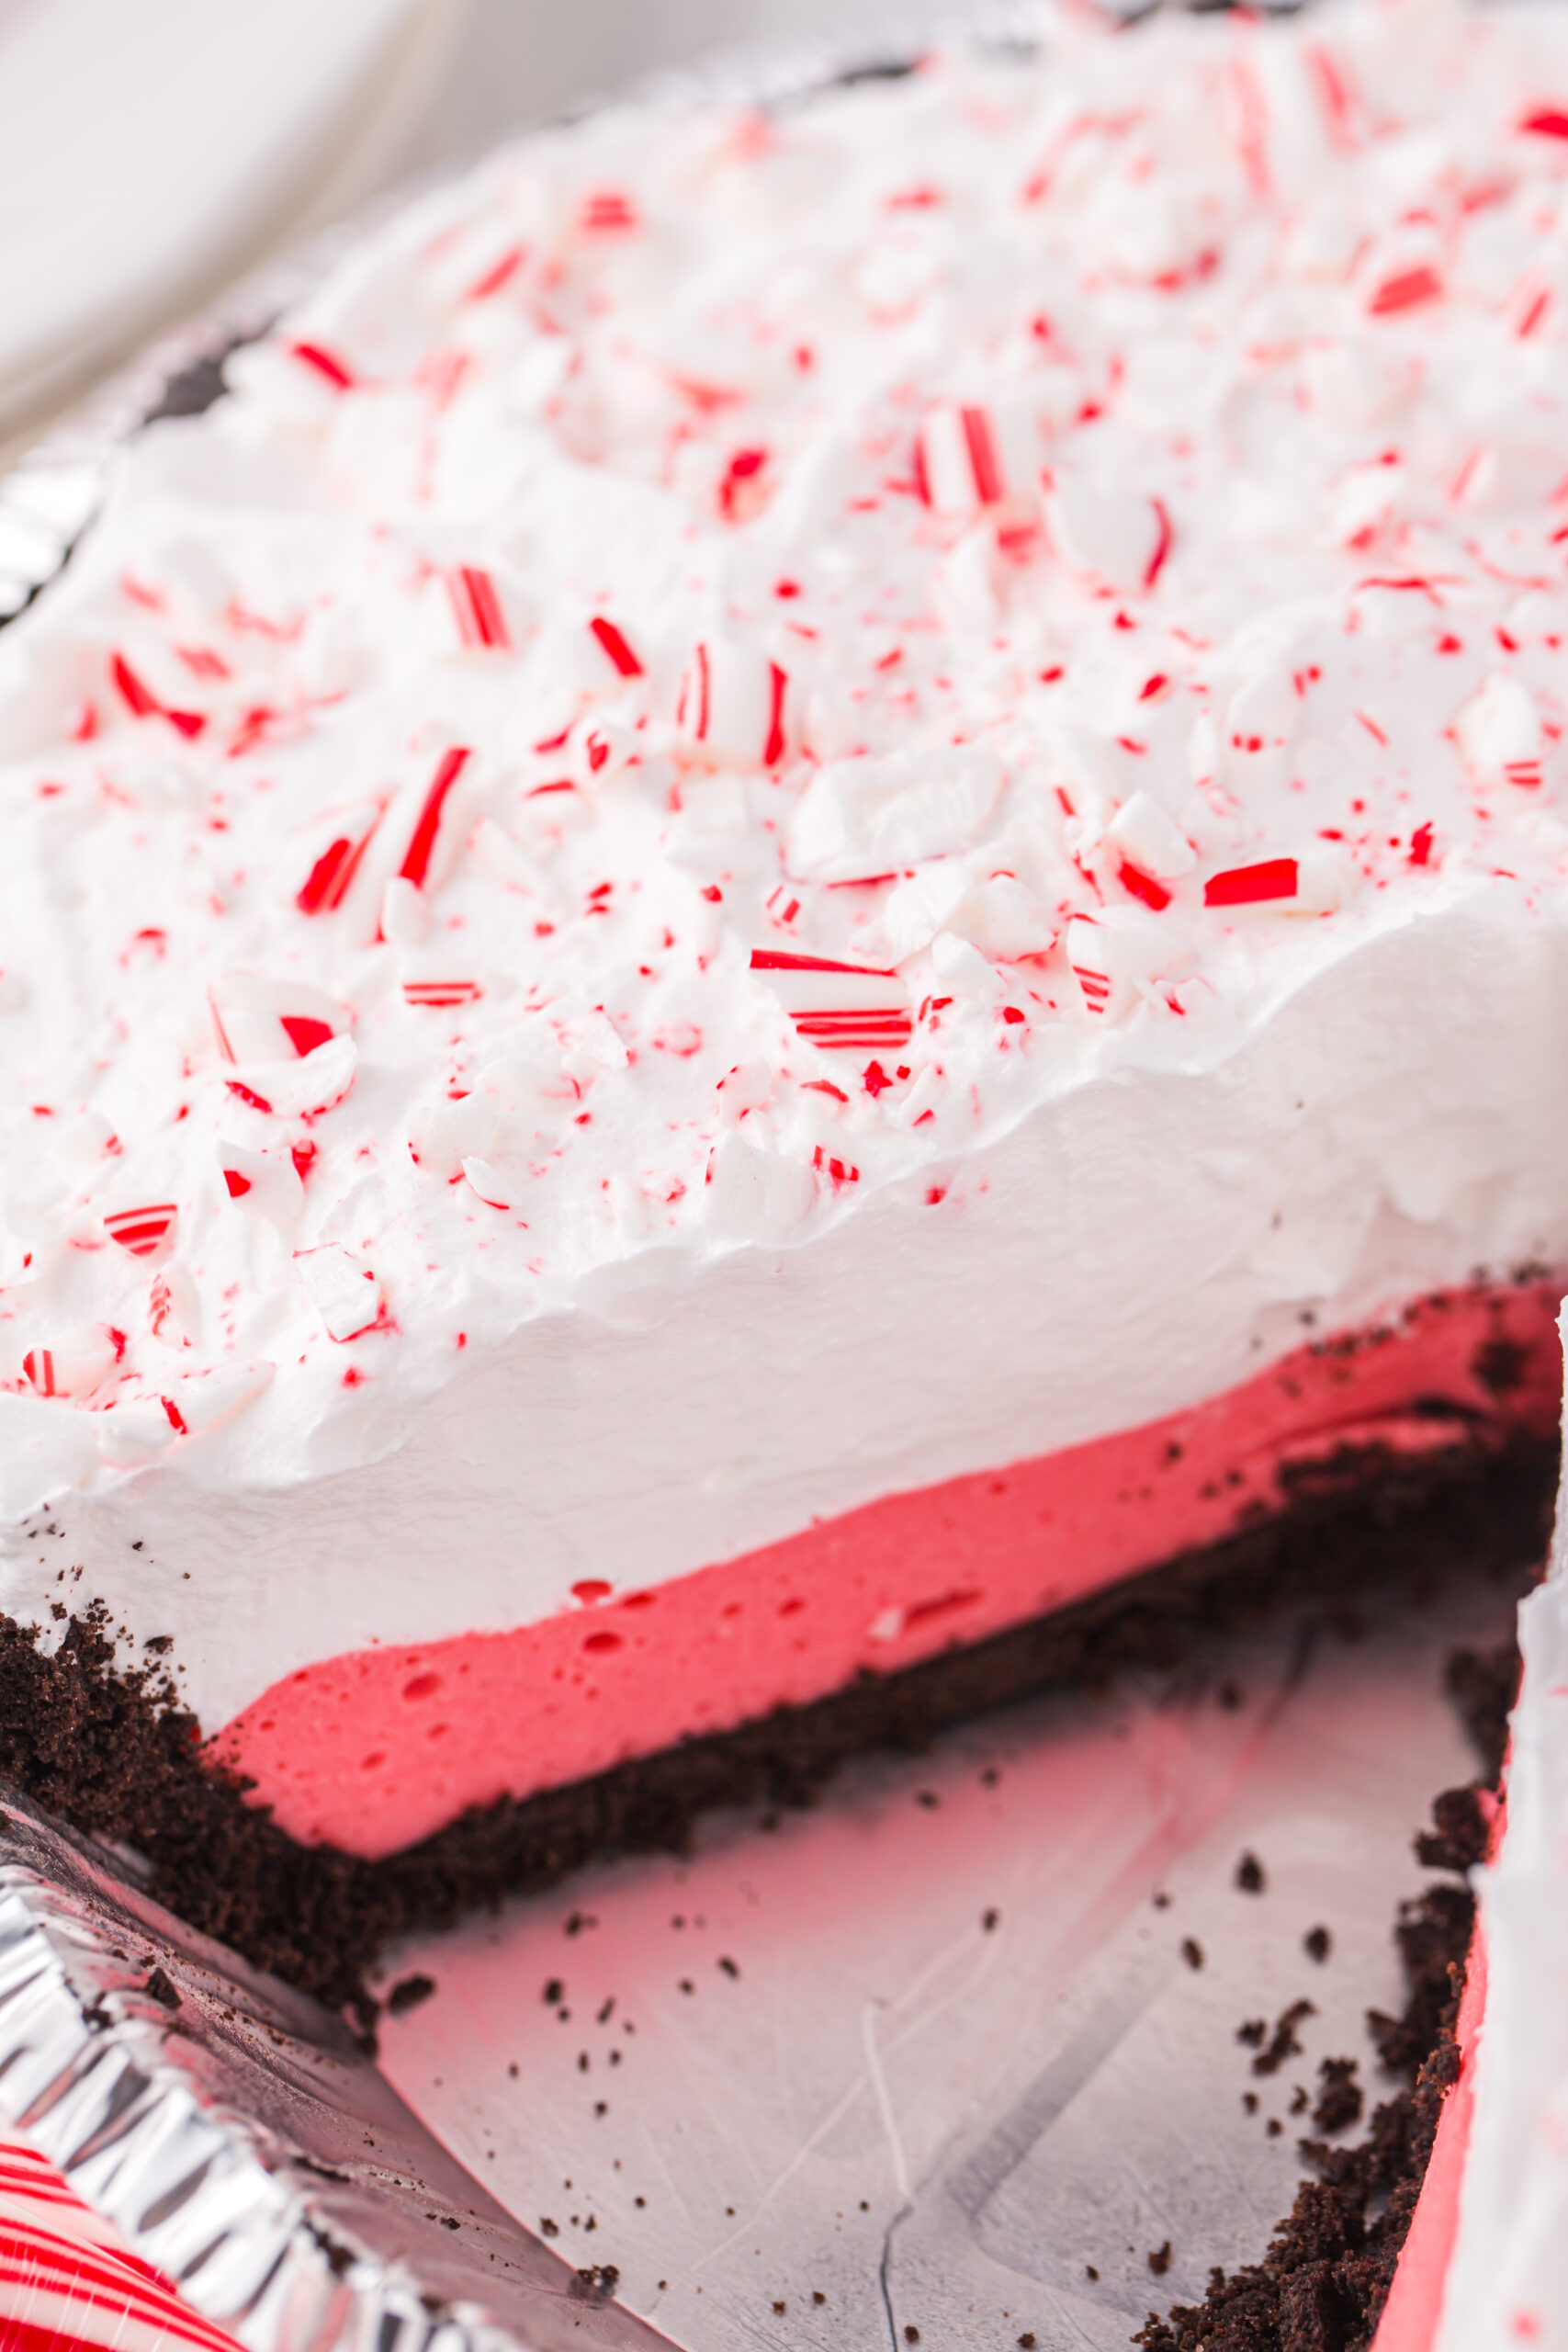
xmin=0 ymin=1786 xmax=672 ymax=2351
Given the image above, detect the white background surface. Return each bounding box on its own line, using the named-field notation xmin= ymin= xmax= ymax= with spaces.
xmin=0 ymin=0 xmax=465 ymax=440
xmin=0 ymin=0 xmax=997 ymax=447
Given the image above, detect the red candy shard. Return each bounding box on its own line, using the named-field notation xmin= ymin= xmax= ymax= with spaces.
xmin=1120 ymin=860 xmax=1172 ymax=911
xmin=110 ymin=651 xmax=158 ymax=717
xmin=1369 ymin=263 xmax=1443 ymax=315
xmin=1410 ymin=822 xmax=1435 ymax=867
xmin=763 ymin=660 xmax=787 ymax=766
xmin=297 ymin=830 xmax=367 ymax=915
xmin=290 ymin=340 xmax=355 ymax=390
xmin=589 ymin=615 xmax=644 ymax=677
xmin=111 ymin=651 xmax=206 ymax=739
xmin=960 ymin=405 xmax=1005 ymax=506
xmin=1145 ymin=498 xmax=1174 ymax=587
xmin=1520 ymin=106 xmax=1568 ymax=138
xmin=580 ymin=189 xmax=637 ymax=232
xmin=399 ymin=746 xmax=472 ymax=888
xmin=1204 ymin=857 xmax=1300 ymax=907
xmin=279 ymin=1015 xmax=333 ymax=1059
xmin=466 ymin=243 xmax=525 ymax=300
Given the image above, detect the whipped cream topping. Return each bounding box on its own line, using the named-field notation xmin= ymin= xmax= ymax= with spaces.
xmin=5 ymin=0 xmax=1568 ymax=1717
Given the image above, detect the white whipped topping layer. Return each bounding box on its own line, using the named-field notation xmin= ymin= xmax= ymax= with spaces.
xmin=1440 ymin=1342 xmax=1568 ymax=2351
xmin=5 ymin=0 xmax=1568 ymax=1715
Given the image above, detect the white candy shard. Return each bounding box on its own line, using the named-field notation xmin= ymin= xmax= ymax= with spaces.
xmin=294 ymin=1244 xmax=382 ymax=1341
xmin=1456 ymin=673 xmax=1543 ymax=789
xmin=219 ymin=1142 xmax=304 ymax=1222
xmin=408 ymin=1093 xmax=499 ymax=1181
xmin=949 ymin=875 xmax=1055 ymax=961
xmin=1104 ymin=792 xmax=1197 ymax=881
xmin=462 ymin=1156 xmax=514 ymax=1209
xmin=705 ymin=1132 xmax=815 ymax=1242
xmin=97 ymin=1401 xmax=180 ymax=1464
xmin=1047 ymin=479 xmax=1169 ymax=590
xmin=164 ymin=1360 xmax=275 ymax=1438
xmin=883 ymin=862 xmax=970 ymax=962
xmin=786 ymin=746 xmax=1003 ymax=883
xmin=380 ymin=875 xmax=429 ymax=948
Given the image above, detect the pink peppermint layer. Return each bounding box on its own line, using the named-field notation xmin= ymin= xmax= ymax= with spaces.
xmin=215 ymin=1281 xmax=1559 ymax=1859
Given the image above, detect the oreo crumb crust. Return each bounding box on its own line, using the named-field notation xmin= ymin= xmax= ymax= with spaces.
xmin=0 ymin=1437 xmax=1546 ymax=2030
xmin=1134 ymin=1610 xmax=1520 ymax=2351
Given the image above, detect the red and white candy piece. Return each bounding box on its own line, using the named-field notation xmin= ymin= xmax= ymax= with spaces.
xmin=918 ymin=403 xmax=1010 ymax=516
xmin=219 ymin=1143 xmax=304 ymax=1221
xmin=750 ymin=950 xmax=913 ymax=1051
xmin=519 ymin=617 xmax=645 ymax=744
xmin=1066 ymin=908 xmax=1175 ymax=1021
xmin=23 ymin=1325 xmax=118 ymax=1399
xmin=0 ymin=2132 xmax=245 ymax=2352
xmin=917 ymin=401 xmax=1042 ymax=518
xmin=225 ymin=1034 xmax=356 ymax=1120
xmin=211 ymin=975 xmax=352 ymax=1068
xmin=677 ymin=637 xmax=787 ymax=765
xmin=103 ymin=1203 xmax=176 ymax=1259
xmin=401 ymin=977 xmax=482 ymax=1009
xmin=367 ymin=745 xmax=475 ymax=909
xmin=149 ymin=1261 xmax=201 ymax=1348
xmin=446 ymin=566 xmax=513 ymax=650
xmin=294 ymin=1244 xmax=381 ymax=1342
xmin=1455 ymin=673 xmax=1542 ymax=790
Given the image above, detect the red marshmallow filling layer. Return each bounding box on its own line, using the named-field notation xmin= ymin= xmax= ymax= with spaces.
xmin=214 ymin=1281 xmax=1562 ymax=1861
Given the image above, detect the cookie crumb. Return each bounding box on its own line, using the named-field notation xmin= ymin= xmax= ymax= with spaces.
xmin=386 ymin=1973 xmax=434 ymax=2017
